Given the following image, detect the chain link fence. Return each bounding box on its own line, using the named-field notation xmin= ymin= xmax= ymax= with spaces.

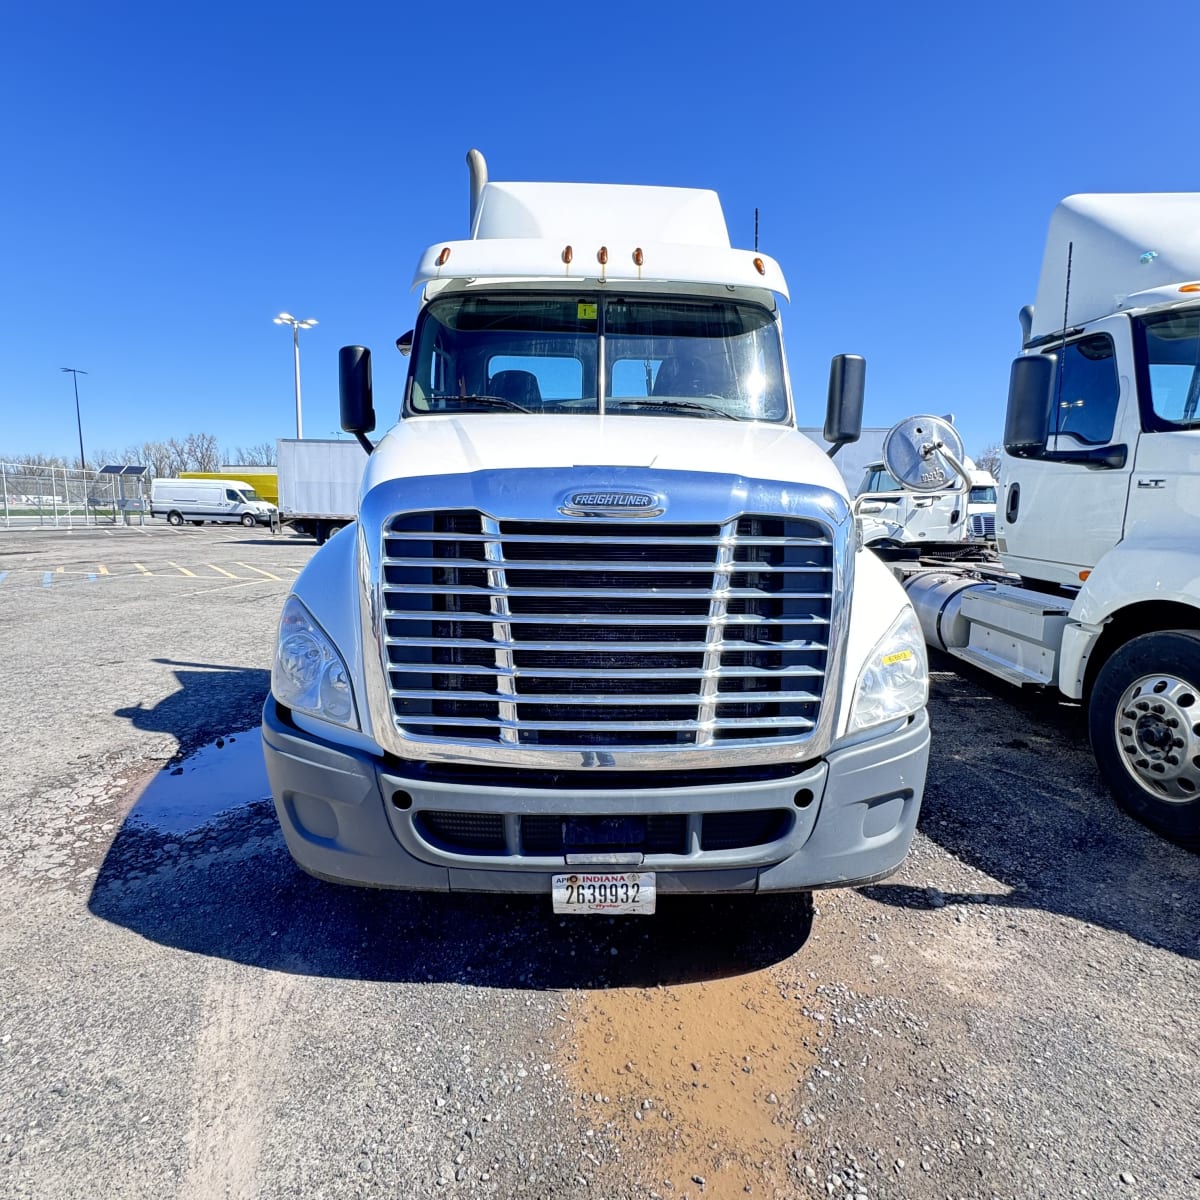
xmin=0 ymin=462 xmax=150 ymax=528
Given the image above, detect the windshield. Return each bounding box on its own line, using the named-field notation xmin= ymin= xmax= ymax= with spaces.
xmin=236 ymin=489 xmax=260 ymax=503
xmin=1136 ymin=310 xmax=1200 ymax=430
xmin=969 ymin=486 xmax=996 ymax=504
xmin=406 ymin=292 xmax=789 ymax=422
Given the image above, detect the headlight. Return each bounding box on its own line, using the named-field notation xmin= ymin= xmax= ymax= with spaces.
xmin=848 ymin=606 xmax=929 ymax=733
xmin=272 ymin=595 xmax=359 ymax=729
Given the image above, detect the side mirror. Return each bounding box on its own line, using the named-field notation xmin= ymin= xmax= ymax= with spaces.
xmin=396 ymin=329 xmax=414 ymax=357
xmin=1004 ymin=355 xmax=1054 ymax=458
xmin=824 ymin=354 xmax=865 ymax=456
xmin=339 ymin=345 xmax=376 ymax=454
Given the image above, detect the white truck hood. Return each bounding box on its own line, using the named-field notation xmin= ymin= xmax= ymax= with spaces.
xmin=361 ymin=414 xmax=848 ymax=497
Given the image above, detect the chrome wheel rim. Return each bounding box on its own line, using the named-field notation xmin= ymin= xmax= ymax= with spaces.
xmin=1115 ymin=672 xmax=1200 ymax=804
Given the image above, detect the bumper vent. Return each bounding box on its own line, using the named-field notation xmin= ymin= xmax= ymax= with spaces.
xmin=413 ymin=808 xmax=792 ymax=858
xmin=380 ymin=511 xmax=833 ymax=750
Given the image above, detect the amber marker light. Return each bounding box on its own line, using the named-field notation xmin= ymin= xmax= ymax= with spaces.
xmin=597 ymin=246 xmax=608 ymax=265
xmin=753 ymin=257 xmax=766 ymax=275
xmin=1079 ymin=570 xmax=1091 ymax=581
xmin=435 ymin=247 xmax=451 ymax=266
xmin=562 ymin=245 xmax=573 ymax=264
xmin=633 ymin=248 xmax=644 ymax=266
xmin=1180 ymin=283 xmax=1200 ymax=292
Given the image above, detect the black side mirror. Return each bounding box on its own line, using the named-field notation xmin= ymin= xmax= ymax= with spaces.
xmin=824 ymin=354 xmax=865 ymax=456
xmin=395 ymin=329 xmax=414 ymax=357
xmin=1004 ymin=355 xmax=1054 ymax=458
xmin=339 ymin=345 xmax=376 ymax=454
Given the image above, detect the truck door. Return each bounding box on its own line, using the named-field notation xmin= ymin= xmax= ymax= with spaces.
xmin=1124 ymin=309 xmax=1200 ymax=541
xmin=998 ymin=316 xmax=1135 ymax=586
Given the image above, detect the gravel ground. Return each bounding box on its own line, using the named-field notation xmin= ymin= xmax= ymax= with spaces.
xmin=1 ymin=526 xmax=1196 ymax=1200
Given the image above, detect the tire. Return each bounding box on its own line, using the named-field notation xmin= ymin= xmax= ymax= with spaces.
xmin=1088 ymin=630 xmax=1200 ymax=848
xmin=241 ymin=513 xmax=256 ymax=527
xmin=167 ymin=511 xmax=184 ymax=527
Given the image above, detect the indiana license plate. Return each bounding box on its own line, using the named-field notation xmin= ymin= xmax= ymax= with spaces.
xmin=551 ymin=872 xmax=656 ymax=915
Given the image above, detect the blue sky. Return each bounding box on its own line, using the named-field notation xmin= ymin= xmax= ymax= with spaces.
xmin=2 ymin=1 xmax=1197 ymax=465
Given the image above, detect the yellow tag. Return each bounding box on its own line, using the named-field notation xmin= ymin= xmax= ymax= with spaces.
xmin=881 ymin=650 xmax=913 ymax=666
xmin=577 ymin=302 xmax=598 ymax=320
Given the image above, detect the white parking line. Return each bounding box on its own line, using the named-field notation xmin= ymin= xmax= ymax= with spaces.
xmin=235 ymin=561 xmax=282 ymax=581
xmin=189 ymin=578 xmax=277 ymax=596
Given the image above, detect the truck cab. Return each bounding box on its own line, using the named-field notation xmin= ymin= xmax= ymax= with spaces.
xmin=898 ymin=193 xmax=1200 ymax=845
xmin=260 ymin=152 xmax=932 ymax=911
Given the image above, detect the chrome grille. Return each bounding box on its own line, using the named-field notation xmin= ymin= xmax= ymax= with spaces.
xmin=379 ymin=511 xmax=833 ymax=749
xmin=969 ymin=513 xmax=996 ymax=540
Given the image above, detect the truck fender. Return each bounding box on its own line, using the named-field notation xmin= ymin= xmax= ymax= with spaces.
xmin=1061 ymin=540 xmax=1200 ymax=699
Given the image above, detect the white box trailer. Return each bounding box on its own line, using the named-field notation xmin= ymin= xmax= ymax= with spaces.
xmin=276 ymin=438 xmax=367 ymax=544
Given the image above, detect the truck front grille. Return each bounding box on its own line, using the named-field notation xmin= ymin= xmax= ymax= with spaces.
xmin=380 ymin=510 xmax=833 ymax=749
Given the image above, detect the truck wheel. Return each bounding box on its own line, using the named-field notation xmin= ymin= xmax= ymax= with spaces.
xmin=1088 ymin=631 xmax=1200 ymax=848
xmin=241 ymin=513 xmax=256 ymax=527
xmin=167 ymin=511 xmax=184 ymax=527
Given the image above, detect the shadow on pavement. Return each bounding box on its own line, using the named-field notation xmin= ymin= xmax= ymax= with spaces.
xmin=87 ymin=813 xmax=813 ymax=988
xmin=114 ymin=660 xmax=270 ymax=759
xmin=860 ymin=651 xmax=1200 ymax=959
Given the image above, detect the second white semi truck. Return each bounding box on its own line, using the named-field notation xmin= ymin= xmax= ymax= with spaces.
xmin=886 ymin=193 xmax=1200 ymax=848
xmin=260 ymin=150 xmax=934 ymax=914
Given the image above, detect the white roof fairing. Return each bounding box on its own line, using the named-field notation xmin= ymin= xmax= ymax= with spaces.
xmin=412 ymin=178 xmax=790 ymax=299
xmin=1030 ymin=193 xmax=1200 ymax=341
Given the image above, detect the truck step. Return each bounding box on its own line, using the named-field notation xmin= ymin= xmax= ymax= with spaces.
xmin=950 ymin=644 xmax=1053 ymax=687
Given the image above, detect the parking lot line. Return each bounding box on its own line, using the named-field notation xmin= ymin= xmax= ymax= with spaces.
xmin=235 ymin=561 xmax=282 ymax=580
xmin=205 ymin=563 xmax=239 ymax=578
xmin=97 ymin=564 xmax=109 ymax=574
xmin=133 ymin=563 xmax=152 ymax=575
xmin=169 ymin=562 xmax=197 ymax=578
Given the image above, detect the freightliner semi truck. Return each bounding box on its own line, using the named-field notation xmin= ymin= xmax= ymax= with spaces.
xmin=883 ymin=194 xmax=1200 ymax=848
xmin=260 ymin=151 xmax=933 ymax=914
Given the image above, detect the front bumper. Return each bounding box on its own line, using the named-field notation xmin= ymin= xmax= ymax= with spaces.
xmin=261 ymin=700 xmax=929 ymax=895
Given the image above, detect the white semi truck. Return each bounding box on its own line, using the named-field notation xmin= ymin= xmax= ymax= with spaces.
xmin=854 ymin=453 xmax=997 ymax=550
xmin=260 ymin=151 xmax=933 ymax=914
xmin=889 ymin=194 xmax=1200 ymax=847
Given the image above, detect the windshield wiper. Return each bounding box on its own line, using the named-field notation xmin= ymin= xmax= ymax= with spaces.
xmin=609 ymin=398 xmax=749 ymax=421
xmin=446 ymin=394 xmax=533 ymax=413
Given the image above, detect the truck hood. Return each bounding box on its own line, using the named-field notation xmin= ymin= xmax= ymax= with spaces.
xmin=362 ymin=414 xmax=848 ymax=497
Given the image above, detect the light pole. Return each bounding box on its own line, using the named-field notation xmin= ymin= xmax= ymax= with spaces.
xmin=273 ymin=312 xmax=318 ymax=438
xmin=60 ymin=367 xmax=88 ymax=469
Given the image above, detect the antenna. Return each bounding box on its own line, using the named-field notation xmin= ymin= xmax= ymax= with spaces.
xmin=754 ymin=208 xmax=759 ymax=252
xmin=1053 ymin=241 xmax=1073 ymax=438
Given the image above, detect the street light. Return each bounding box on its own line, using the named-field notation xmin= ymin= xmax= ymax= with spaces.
xmin=273 ymin=312 xmax=318 ymax=438
xmin=60 ymin=367 xmax=88 ymax=470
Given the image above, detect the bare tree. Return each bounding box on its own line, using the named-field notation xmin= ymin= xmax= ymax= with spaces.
xmin=230 ymin=441 xmax=277 ymax=467
xmin=975 ymin=442 xmax=1003 ymax=478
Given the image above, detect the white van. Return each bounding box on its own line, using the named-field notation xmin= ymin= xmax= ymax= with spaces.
xmin=150 ymin=478 xmax=276 ymax=527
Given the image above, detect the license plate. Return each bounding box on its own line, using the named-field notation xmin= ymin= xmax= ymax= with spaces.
xmin=552 ymin=871 xmax=656 ymax=915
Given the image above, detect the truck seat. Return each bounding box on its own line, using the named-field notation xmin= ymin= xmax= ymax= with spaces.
xmin=488 ymin=369 xmax=542 ymax=410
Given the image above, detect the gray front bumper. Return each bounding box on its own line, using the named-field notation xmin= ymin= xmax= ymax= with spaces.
xmin=261 ymin=700 xmax=929 ymax=895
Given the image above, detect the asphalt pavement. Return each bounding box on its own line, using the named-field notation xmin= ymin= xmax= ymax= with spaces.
xmin=0 ymin=525 xmax=1196 ymax=1200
